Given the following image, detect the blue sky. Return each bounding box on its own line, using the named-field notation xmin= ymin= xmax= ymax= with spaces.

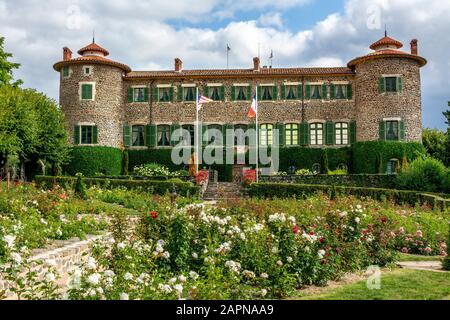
xmin=0 ymin=0 xmax=449 ymax=129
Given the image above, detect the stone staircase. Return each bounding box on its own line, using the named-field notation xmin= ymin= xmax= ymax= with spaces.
xmin=202 ymin=182 xmax=244 ymax=201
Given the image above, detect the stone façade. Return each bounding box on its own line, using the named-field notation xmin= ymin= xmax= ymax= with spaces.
xmin=54 ymin=35 xmax=427 ymax=149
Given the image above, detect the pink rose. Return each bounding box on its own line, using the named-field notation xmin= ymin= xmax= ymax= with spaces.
xmin=399 ymin=227 xmax=405 ymax=234
xmin=401 ymin=247 xmax=409 ymax=253
xmin=416 ymin=230 xmax=423 ymax=238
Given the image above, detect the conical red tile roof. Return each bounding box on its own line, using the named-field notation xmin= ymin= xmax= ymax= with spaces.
xmin=77 ymin=42 xmax=110 ymax=56
xmin=369 ymin=36 xmax=403 ymax=50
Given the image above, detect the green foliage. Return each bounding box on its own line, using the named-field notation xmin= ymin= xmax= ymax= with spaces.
xmin=352 ymin=141 xmax=426 ymax=174
xmin=0 ymin=37 xmax=22 ymax=87
xmin=396 ymin=157 xmax=449 ymax=193
xmin=247 ymin=182 xmax=448 ymax=207
xmin=422 ymin=128 xmax=447 ymax=163
xmin=122 ymin=150 xmax=129 ymax=176
xmin=74 ymin=173 xmax=88 ymax=199
xmin=65 ymin=146 xmax=122 ymax=176
xmin=35 ymin=176 xmax=199 ymax=197
xmin=443 ymin=227 xmax=450 ymax=271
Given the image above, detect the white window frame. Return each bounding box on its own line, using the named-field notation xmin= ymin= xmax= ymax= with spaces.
xmin=77 ymin=122 xmax=96 ymax=145
xmin=309 ymin=122 xmax=324 ymax=146
xmin=83 ymin=65 xmax=94 ymax=76
xmin=131 ymin=86 xmax=147 ymax=103
xmin=62 ymin=66 xmax=72 ymax=79
xmin=335 ymin=122 xmax=349 ymax=145
xmin=79 ymin=82 xmax=96 ymax=101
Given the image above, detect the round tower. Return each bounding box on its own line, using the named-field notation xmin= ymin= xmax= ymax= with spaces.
xmin=53 ymin=41 xmax=131 ymax=148
xmin=348 ymin=35 xmax=427 ymax=143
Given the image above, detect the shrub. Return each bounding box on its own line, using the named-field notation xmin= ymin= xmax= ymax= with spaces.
xmin=396 ymin=157 xmax=449 ymax=193
xmin=134 ymin=163 xmax=172 ymax=177
xmin=74 ymin=173 xmax=87 ymax=199
xmin=352 ymin=141 xmax=426 ymax=174
xmin=443 ymin=227 xmax=450 ymax=271
xmin=65 ymin=146 xmax=122 ymax=176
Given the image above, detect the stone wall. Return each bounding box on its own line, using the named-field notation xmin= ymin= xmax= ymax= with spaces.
xmin=355 ymin=58 xmax=422 ymax=142
xmin=260 ymin=174 xmax=397 ymax=189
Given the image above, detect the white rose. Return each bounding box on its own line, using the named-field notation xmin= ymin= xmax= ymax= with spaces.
xmin=45 ymin=272 xmax=56 ymax=282
xmin=261 ymin=289 xmax=268 ymax=297
xmin=87 ymin=273 xmax=101 ymax=286
xmin=178 ymin=275 xmax=187 ymax=283
xmin=120 ymin=293 xmax=129 ymax=300
xmin=11 ymin=252 xmax=22 ymax=265
xmin=124 ymin=272 xmax=133 ymax=281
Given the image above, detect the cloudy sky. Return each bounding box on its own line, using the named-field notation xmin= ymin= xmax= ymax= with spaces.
xmin=0 ymin=0 xmax=449 ymax=129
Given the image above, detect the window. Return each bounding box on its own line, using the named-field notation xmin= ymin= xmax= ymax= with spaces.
xmin=133 ymin=88 xmax=146 ymax=102
xmin=183 ymin=87 xmax=196 ymax=102
xmin=334 ymin=85 xmax=347 ymax=99
xmin=80 ymin=83 xmax=94 ymax=100
xmin=335 ymin=122 xmax=349 ymax=145
xmin=234 ymin=86 xmax=248 ymax=101
xmin=81 ymin=126 xmax=94 ymax=144
xmin=208 ymin=86 xmax=222 ymax=101
xmin=132 ymin=125 xmax=145 ymax=147
xmin=285 ymin=85 xmax=298 ymax=100
xmin=285 ymin=123 xmax=299 ymax=146
xmin=310 ymin=123 xmax=323 ymax=145
xmin=158 ymin=87 xmax=171 ymax=102
xmin=311 ymin=85 xmax=322 ymax=100
xmin=84 ymin=66 xmax=92 ymax=76
xmin=387 ymin=159 xmax=400 ymax=175
xmin=386 ymin=121 xmax=399 ymax=141
xmin=62 ymin=66 xmax=70 ymax=78
xmin=181 ymin=125 xmax=195 ymax=146
xmin=157 ymin=125 xmax=171 ymax=146
xmin=261 ymin=86 xmax=273 ymax=101
xmin=260 ymin=124 xmax=273 ymax=146
xmin=380 ymin=76 xmax=403 ymax=93
xmin=207 ymin=124 xmax=223 ymax=145
xmin=234 ymin=124 xmax=248 ymax=146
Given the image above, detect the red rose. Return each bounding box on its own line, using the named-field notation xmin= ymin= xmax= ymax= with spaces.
xmin=319 ymin=237 xmax=325 ymax=244
xmin=309 ymin=231 xmax=315 ymax=236
xmin=293 ymin=225 xmax=300 ymax=234
xmin=149 ymin=211 xmax=158 ymax=219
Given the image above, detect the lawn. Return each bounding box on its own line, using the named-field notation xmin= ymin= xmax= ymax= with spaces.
xmin=397 ymin=253 xmax=444 ymax=262
xmin=296 ymin=269 xmax=450 ymax=300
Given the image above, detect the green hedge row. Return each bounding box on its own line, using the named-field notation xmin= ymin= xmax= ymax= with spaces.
xmin=352 ymin=141 xmax=426 ymax=174
xmin=35 ymin=176 xmax=199 ymax=197
xmin=247 ymin=182 xmax=448 ymax=208
xmin=65 ymin=146 xmax=123 ymax=176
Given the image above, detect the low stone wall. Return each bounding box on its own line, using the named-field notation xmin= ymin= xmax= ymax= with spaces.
xmin=260 ymin=174 xmax=396 ymax=189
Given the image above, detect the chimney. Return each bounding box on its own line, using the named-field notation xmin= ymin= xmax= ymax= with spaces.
xmin=175 ymin=58 xmax=183 ymax=72
xmin=410 ymin=39 xmax=418 ymax=55
xmin=253 ymin=57 xmax=261 ymax=72
xmin=63 ymin=47 xmax=72 ymax=61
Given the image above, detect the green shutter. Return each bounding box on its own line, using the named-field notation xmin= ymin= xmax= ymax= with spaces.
xmin=300 ymin=122 xmax=309 ymax=145
xmin=127 ymin=88 xmax=133 ymax=103
xmin=177 ymin=86 xmax=183 ymax=101
xmin=81 ymin=84 xmax=90 ymax=100
xmin=169 ymin=86 xmax=174 ymax=102
xmin=92 ymin=126 xmax=98 ymax=144
xmin=152 ymin=87 xmax=158 ymax=102
xmin=220 ymin=86 xmax=225 ymax=101
xmin=322 ymin=83 xmax=328 ymax=100
xmin=204 ymin=86 xmax=209 ymax=99
xmin=145 ymin=125 xmax=156 ymax=147
xmin=349 ymin=121 xmax=356 ymax=144
xmin=281 ymin=84 xmax=286 ymax=100
xmin=123 ymin=125 xmax=131 ymax=147
xmin=231 ymin=86 xmax=236 ymax=101
xmin=298 ymin=84 xmax=303 ymax=99
xmin=397 ymin=77 xmax=403 ymax=93
xmin=379 ymin=121 xmax=386 ymax=141
xmin=305 ymin=84 xmax=311 ymax=100
xmin=347 ymin=84 xmax=353 ymax=100
xmin=325 ymin=121 xmax=334 ymax=145
xmin=330 ymin=84 xmax=335 ymax=100
xmin=170 ymin=123 xmax=181 ymax=146
xmin=143 ymin=87 xmax=149 ymax=102
xmin=257 ymin=86 xmax=262 ymax=101
xmin=276 ymin=123 xmax=285 ymax=147
xmin=400 ymin=120 xmax=406 ymax=141
xmin=246 ymin=86 xmax=251 ymax=101
xmin=202 ymin=124 xmax=208 ymax=146
xmin=74 ymin=125 xmax=80 ymax=145
xmin=379 ymin=77 xmax=385 ymax=93
xmin=272 ymin=85 xmax=278 ymax=101
xmin=63 ymin=66 xmax=69 ymax=77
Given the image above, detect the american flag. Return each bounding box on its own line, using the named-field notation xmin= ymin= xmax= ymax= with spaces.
xmin=197 ymin=95 xmax=213 ymax=111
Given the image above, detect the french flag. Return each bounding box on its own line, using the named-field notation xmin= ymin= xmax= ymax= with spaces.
xmin=247 ymin=95 xmax=257 ymax=118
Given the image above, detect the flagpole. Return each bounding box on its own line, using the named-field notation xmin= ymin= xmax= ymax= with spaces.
xmin=196 ymin=87 xmax=199 ymax=174
xmin=255 ymin=86 xmax=259 ymax=183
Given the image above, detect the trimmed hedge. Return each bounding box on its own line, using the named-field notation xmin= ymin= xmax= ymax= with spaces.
xmin=352 ymin=141 xmax=426 ymax=174
xmin=35 ymin=176 xmax=199 ymax=197
xmin=65 ymin=146 xmax=123 ymax=176
xmin=260 ymin=174 xmax=396 ymax=189
xmin=247 ymin=182 xmax=449 ymax=208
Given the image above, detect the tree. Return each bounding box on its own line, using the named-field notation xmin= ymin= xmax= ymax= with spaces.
xmin=444 ymin=101 xmax=450 ymax=166
xmin=0 ymin=37 xmax=23 ymax=87
xmin=422 ymin=128 xmax=446 ymax=163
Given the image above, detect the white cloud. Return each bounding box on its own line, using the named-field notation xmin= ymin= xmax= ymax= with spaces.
xmin=0 ymin=0 xmax=449 ymax=128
